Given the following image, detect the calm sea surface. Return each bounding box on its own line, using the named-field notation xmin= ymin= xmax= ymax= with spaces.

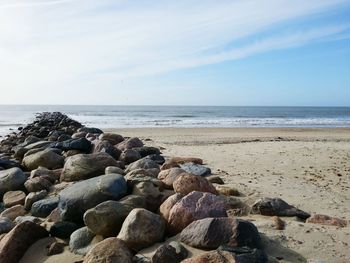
xmin=1 ymin=105 xmax=350 ymax=137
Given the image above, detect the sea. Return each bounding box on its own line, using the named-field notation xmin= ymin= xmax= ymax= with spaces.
xmin=0 ymin=105 xmax=350 ymax=137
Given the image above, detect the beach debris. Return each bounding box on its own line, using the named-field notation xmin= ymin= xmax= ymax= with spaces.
xmin=306 ymin=214 xmax=347 ymax=227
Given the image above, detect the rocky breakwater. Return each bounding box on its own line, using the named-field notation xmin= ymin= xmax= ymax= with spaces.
xmin=0 ymin=112 xmax=347 ymax=263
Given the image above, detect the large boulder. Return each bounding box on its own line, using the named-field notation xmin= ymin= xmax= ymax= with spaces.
xmin=158 ymin=168 xmax=186 ymax=189
xmin=0 ymin=168 xmax=27 ymax=198
xmin=3 ymin=191 xmax=26 ymax=208
xmin=180 ymin=217 xmax=261 ymax=249
xmin=0 ymin=217 xmax=14 ymax=234
xmin=78 ymin=127 xmax=103 ymax=134
xmin=117 ymin=137 xmax=143 ymax=151
xmin=93 ymin=140 xmax=122 ymax=160
xmin=24 ymin=176 xmax=52 ymax=192
xmin=0 ymin=221 xmax=48 ymax=263
xmin=179 ymin=163 xmax=211 ymax=177
xmin=51 ymin=137 xmax=92 ymax=153
xmin=24 ymin=190 xmax=48 ymax=210
xmin=84 ymin=237 xmax=133 ymax=263
xmin=168 ymin=191 xmax=227 ymax=233
xmin=159 ymin=193 xmax=184 ymax=221
xmin=151 ymin=241 xmax=188 ymax=263
xmin=125 ymin=157 xmax=159 ymax=173
xmin=117 ymin=208 xmax=165 ymax=251
xmin=251 ymin=197 xmax=310 ymax=220
xmin=31 ymin=196 xmax=59 ymax=218
xmin=83 ymin=200 xmax=133 ymax=237
xmin=22 ymin=148 xmax=64 ymax=170
xmin=119 ymin=149 xmax=141 ymax=164
xmin=99 ymin=133 xmax=124 ymax=145
xmin=58 ymin=174 xmax=127 ymax=222
xmin=69 ymin=227 xmax=96 ymax=255
xmin=173 ymin=173 xmax=217 ymax=195
xmin=60 ymin=152 xmax=119 ymax=182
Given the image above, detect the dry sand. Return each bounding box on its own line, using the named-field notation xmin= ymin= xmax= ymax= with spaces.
xmin=106 ymin=128 xmax=350 ymax=263
xmin=20 ymin=128 xmax=350 ymax=263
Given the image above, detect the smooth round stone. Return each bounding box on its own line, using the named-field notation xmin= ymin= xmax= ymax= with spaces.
xmin=3 ymin=191 xmax=26 ymax=208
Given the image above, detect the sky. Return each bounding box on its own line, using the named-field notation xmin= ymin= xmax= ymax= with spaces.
xmin=0 ymin=0 xmax=350 ymax=106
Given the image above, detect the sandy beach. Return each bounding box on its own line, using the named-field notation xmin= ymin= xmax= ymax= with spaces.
xmin=102 ymin=127 xmax=350 ymax=263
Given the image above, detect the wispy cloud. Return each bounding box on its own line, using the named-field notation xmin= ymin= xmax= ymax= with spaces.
xmin=0 ymin=0 xmax=349 ymax=103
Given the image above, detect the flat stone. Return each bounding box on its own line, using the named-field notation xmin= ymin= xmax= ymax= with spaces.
xmin=3 ymin=191 xmax=26 ymax=208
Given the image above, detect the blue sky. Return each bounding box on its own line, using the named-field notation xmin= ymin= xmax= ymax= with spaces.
xmin=0 ymin=0 xmax=349 ymax=106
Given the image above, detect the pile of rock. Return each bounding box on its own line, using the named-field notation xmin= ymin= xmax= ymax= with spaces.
xmin=0 ymin=112 xmax=347 ymax=263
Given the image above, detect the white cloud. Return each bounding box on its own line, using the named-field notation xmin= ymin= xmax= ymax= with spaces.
xmin=0 ymin=0 xmax=349 ymax=104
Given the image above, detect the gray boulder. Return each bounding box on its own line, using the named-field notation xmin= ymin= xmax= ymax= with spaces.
xmin=125 ymin=158 xmax=159 ymax=173
xmin=61 ymin=152 xmax=119 ymax=182
xmin=58 ymin=174 xmax=127 ymax=222
xmin=22 ymin=149 xmax=64 ymax=170
xmin=84 ymin=200 xmax=133 ymax=237
xmin=69 ymin=227 xmax=96 ymax=255
xmin=31 ymin=196 xmax=59 ymax=218
xmin=0 ymin=168 xmax=27 ymax=198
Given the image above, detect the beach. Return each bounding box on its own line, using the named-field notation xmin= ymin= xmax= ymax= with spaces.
xmin=105 ymin=127 xmax=350 ymax=263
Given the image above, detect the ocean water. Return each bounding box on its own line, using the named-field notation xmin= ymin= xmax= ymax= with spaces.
xmin=1 ymin=105 xmax=350 ymax=137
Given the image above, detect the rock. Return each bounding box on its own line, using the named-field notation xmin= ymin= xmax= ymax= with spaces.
xmin=251 ymin=198 xmax=310 ymax=220
xmin=99 ymin=133 xmax=124 ymax=145
xmin=125 ymin=169 xmax=161 ymax=187
xmin=133 ymin=254 xmax=151 ymax=263
xmin=30 ymin=166 xmax=59 ymax=183
xmin=58 ymin=174 xmax=127 ymax=222
xmin=49 ymin=221 xmax=80 ymax=239
xmin=0 ymin=168 xmax=27 ymax=198
xmin=182 ymin=247 xmax=268 ymax=263
xmin=206 ymin=175 xmax=225 ymax=185
xmin=83 ymin=200 xmax=132 ymax=237
xmin=117 ymin=208 xmax=165 ymax=251
xmin=125 ymin=157 xmax=159 ymax=173
xmin=159 ymin=193 xmax=184 ymax=221
xmin=61 ymin=152 xmax=119 ymax=182
xmin=24 ymin=190 xmax=48 ymax=210
xmin=145 ymin=154 xmax=165 ymax=165
xmin=31 ymin=196 xmax=59 ymax=217
xmin=14 ymin=215 xmax=41 ymax=224
xmin=0 ymin=217 xmax=14 ymax=234
xmin=51 ymin=138 xmax=92 ymax=153
xmin=133 ymin=146 xmax=161 ymax=158
xmin=118 ymin=195 xmax=147 ymax=210
xmin=93 ymin=140 xmax=122 ymax=159
xmin=173 ymin=173 xmax=217 ymax=195
xmin=3 ymin=191 xmax=26 ymax=208
xmin=180 ymin=217 xmax=261 ymax=249
xmin=69 ymin=227 xmax=96 ymax=255
xmin=78 ymin=127 xmax=103 ymax=134
xmin=151 ymin=241 xmax=188 ymax=263
xmin=132 ymin=181 xmax=165 ymax=211
xmin=105 ymin=166 xmax=125 ymax=175
xmin=0 ymin=221 xmax=48 ymax=263
xmin=117 ymin=137 xmax=143 ymax=151
xmin=161 ymin=157 xmax=203 ymax=170
xmin=158 ymin=168 xmax=186 ymax=189
xmin=272 ymin=216 xmax=286 ymax=230
xmin=168 ymin=191 xmax=227 ymax=233
xmin=0 ymin=159 xmax=21 ymax=170
xmin=47 ymin=208 xmax=61 ymax=222
xmin=215 ymin=185 xmax=240 ymax=196
xmin=24 ymin=176 xmax=52 ymax=192
xmin=84 ymin=237 xmax=133 ymax=263
xmin=47 ymin=241 xmax=66 ymax=256
xmin=306 ymin=214 xmax=347 ymax=227
xmin=0 ymin=205 xmax=27 ymax=221
xmin=72 ymin=132 xmax=87 ymax=139
xmin=179 ymin=163 xmax=211 ymax=177
xmin=22 ymin=148 xmax=64 ymax=170
xmin=119 ymin=149 xmax=141 ymax=164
